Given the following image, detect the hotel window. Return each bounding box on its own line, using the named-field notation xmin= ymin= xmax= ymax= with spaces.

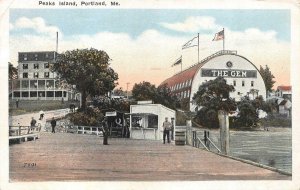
xmin=23 ymin=64 xmax=28 ymax=69
xmin=44 ymin=63 xmax=50 ymax=69
xmin=34 ymin=63 xmax=39 ymax=69
xmin=187 ymin=90 xmax=190 ymax=97
xmin=45 ymin=53 xmax=49 ymax=58
xmin=34 ymin=72 xmax=39 ymax=78
xmin=184 ymin=91 xmax=187 ymax=98
xmin=251 ymin=81 xmax=254 ymax=87
xmin=233 ymin=80 xmax=236 ymax=86
xmin=35 ymin=54 xmax=38 ymax=60
xmin=242 ymin=81 xmax=245 ymax=87
xmin=23 ymin=54 xmax=27 ymax=61
xmin=23 ymin=73 xmax=28 ymax=78
xmin=44 ymin=72 xmax=50 ymax=78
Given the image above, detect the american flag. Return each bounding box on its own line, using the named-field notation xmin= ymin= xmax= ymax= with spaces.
xmin=212 ymin=30 xmax=224 ymax=41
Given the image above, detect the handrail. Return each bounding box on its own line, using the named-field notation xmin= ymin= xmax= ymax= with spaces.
xmin=196 ymin=137 xmax=209 ymax=151
xmin=207 ymin=137 xmax=221 ymax=153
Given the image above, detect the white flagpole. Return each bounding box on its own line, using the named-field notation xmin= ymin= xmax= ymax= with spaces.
xmin=223 ymin=28 xmax=225 ymax=51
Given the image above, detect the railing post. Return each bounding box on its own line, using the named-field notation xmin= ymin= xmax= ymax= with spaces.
xmin=204 ymin=130 xmax=207 ymax=146
xmin=207 ymin=131 xmax=210 ymax=149
xmin=192 ymin=131 xmax=196 ymax=147
xmin=218 ymin=110 xmax=230 ymax=155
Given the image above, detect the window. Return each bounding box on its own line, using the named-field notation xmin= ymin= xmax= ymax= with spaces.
xmin=34 ymin=63 xmax=39 ymax=69
xmin=24 ymin=54 xmax=27 ymax=61
xmin=23 ymin=64 xmax=28 ymax=69
xmin=23 ymin=73 xmax=28 ymax=78
xmin=238 ymin=92 xmax=240 ymax=95
xmin=242 ymin=81 xmax=245 ymax=87
xmin=44 ymin=72 xmax=50 ymax=78
xmin=34 ymin=72 xmax=39 ymax=78
xmin=44 ymin=63 xmax=50 ymax=69
xmin=251 ymin=81 xmax=254 ymax=87
xmin=233 ymin=80 xmax=236 ymax=86
xmin=45 ymin=53 xmax=49 ymax=58
xmin=35 ymin=54 xmax=38 ymax=57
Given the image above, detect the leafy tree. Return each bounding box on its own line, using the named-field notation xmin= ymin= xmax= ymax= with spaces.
xmin=132 ymin=81 xmax=179 ymax=109
xmin=113 ymin=87 xmax=126 ymax=96
xmin=259 ymin=65 xmax=275 ymax=93
xmin=193 ymin=77 xmax=236 ymax=112
xmin=132 ymin=81 xmax=157 ymax=101
xmin=155 ymin=84 xmax=180 ymax=109
xmin=236 ymin=100 xmax=258 ymax=128
xmin=52 ymin=48 xmax=118 ymax=110
xmin=192 ymin=77 xmax=236 ymax=128
xmin=9 ymin=62 xmax=18 ymax=79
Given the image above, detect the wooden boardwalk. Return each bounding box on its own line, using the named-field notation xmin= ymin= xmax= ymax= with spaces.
xmin=9 ymin=132 xmax=291 ymax=181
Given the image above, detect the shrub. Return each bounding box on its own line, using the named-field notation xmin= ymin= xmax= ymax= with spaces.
xmin=68 ymin=107 xmax=104 ymax=126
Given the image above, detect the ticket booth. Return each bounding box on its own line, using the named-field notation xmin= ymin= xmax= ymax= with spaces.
xmin=129 ymin=103 xmax=176 ymax=140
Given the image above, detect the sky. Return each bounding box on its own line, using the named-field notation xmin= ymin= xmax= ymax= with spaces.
xmin=9 ymin=9 xmax=291 ymax=90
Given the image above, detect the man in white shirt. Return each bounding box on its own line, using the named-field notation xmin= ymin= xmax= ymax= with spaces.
xmin=162 ymin=117 xmax=172 ymax=144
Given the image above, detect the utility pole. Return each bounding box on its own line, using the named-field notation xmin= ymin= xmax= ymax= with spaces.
xmin=126 ymin=82 xmax=130 ymax=99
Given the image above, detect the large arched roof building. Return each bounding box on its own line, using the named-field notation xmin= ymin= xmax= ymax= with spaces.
xmin=160 ymin=50 xmax=267 ymax=112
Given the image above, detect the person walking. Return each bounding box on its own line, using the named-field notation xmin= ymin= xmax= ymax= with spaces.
xmin=162 ymin=117 xmax=172 ymax=144
xmin=39 ymin=110 xmax=45 ymax=120
xmin=51 ymin=117 xmax=57 ymax=133
xmin=30 ymin=117 xmax=37 ymax=132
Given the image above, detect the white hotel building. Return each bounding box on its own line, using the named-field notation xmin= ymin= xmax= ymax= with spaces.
xmin=10 ymin=51 xmax=76 ymax=101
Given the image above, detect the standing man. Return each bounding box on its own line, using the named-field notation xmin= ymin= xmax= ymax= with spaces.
xmin=51 ymin=117 xmax=57 ymax=133
xmin=101 ymin=117 xmax=109 ymax=145
xmin=16 ymin=99 xmax=19 ymax=108
xmin=162 ymin=117 xmax=172 ymax=144
xmin=30 ymin=117 xmax=37 ymax=131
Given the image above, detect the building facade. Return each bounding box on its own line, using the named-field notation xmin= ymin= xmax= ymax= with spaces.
xmin=161 ymin=50 xmax=267 ymax=111
xmin=10 ymin=51 xmax=76 ymax=101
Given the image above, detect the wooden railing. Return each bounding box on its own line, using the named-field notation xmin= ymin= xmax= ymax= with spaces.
xmin=192 ymin=130 xmax=221 ymax=153
xmin=9 ymin=125 xmax=42 ymax=143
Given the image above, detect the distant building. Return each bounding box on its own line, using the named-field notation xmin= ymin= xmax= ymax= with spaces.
xmin=276 ymin=85 xmax=292 ymax=101
xmin=160 ymin=50 xmax=267 ymax=111
xmin=9 ymin=51 xmax=76 ymax=101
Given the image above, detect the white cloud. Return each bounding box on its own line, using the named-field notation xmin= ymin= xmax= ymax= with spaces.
xmin=11 ymin=17 xmax=61 ymax=38
xmin=160 ymin=16 xmax=222 ymax=33
xmin=9 ymin=24 xmax=289 ymax=89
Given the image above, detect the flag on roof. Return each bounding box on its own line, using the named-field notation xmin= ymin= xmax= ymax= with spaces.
xmin=212 ymin=29 xmax=224 ymax=41
xmin=171 ymin=56 xmax=182 ymax=67
xmin=182 ymin=36 xmax=198 ymax=49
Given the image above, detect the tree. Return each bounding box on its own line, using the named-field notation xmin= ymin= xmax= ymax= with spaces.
xmin=132 ymin=81 xmax=179 ymax=109
xmin=259 ymin=65 xmax=275 ymax=93
xmin=192 ymin=77 xmax=236 ymax=128
xmin=9 ymin=62 xmax=18 ymax=79
xmin=52 ymin=48 xmax=118 ymax=110
xmin=132 ymin=81 xmax=157 ymax=101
